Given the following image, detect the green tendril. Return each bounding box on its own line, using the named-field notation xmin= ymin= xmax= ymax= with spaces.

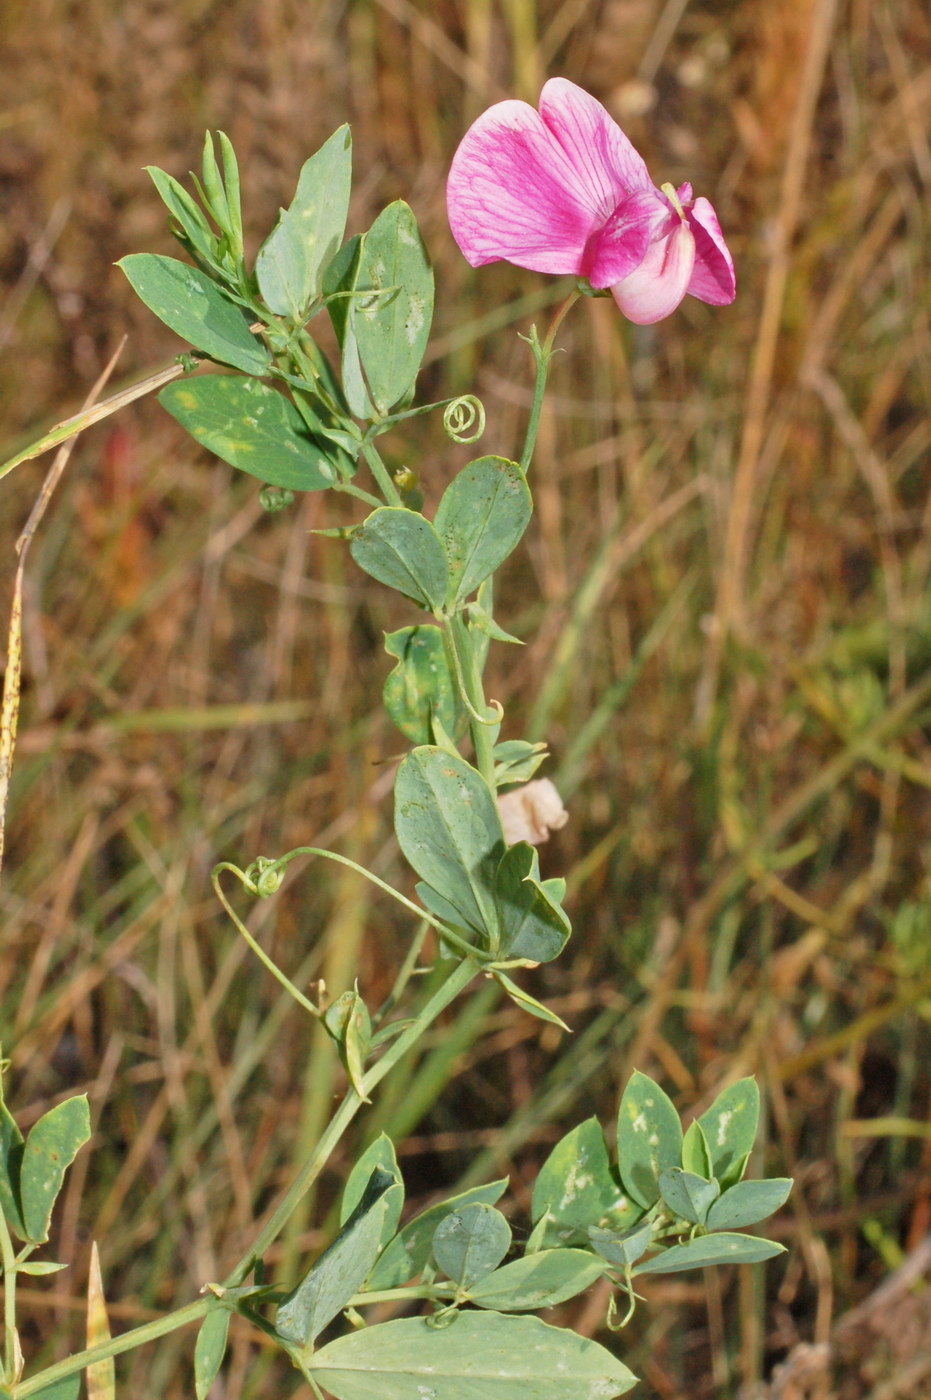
xmin=443 ymin=394 xmax=486 ymax=444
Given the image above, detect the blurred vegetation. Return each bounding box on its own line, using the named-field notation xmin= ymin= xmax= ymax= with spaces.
xmin=1 ymin=0 xmax=930 ymax=1396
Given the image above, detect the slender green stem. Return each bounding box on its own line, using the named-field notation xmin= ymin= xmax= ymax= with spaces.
xmin=360 ymin=442 xmax=403 ymax=506
xmin=334 ymin=480 xmax=384 ymax=509
xmin=17 ymin=956 xmax=480 ymax=1396
xmin=225 ymin=954 xmax=478 ymax=1283
xmin=211 ymin=865 xmax=321 ymax=1019
xmin=16 ymin=1301 xmax=212 ymax=1398
xmin=374 ymin=919 xmax=430 ymax=1024
xmin=518 ymin=288 xmax=581 ymax=475
xmin=448 ymin=614 xmax=497 ymax=788
xmin=239 ymin=847 xmax=477 ymax=961
xmin=0 ymin=1205 xmax=17 ymax=1384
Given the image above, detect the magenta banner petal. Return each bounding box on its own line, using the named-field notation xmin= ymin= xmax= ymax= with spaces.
xmin=685 ymin=197 xmax=736 ymax=306
xmin=610 ymin=219 xmax=696 ymax=325
xmin=447 ymin=99 xmax=613 ymax=274
xmin=538 ymin=78 xmax=652 ymax=210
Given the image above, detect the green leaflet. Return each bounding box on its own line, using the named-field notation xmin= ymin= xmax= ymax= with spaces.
xmin=117 ymin=254 xmax=270 ymax=374
xmin=382 ymin=625 xmax=465 ymax=746
xmin=145 ymin=165 xmax=219 ymax=270
xmin=20 ymin=1095 xmax=91 ymax=1244
xmin=159 ymin=375 xmax=349 ymax=491
xmin=616 ymin=1071 xmax=682 ymax=1211
xmin=657 ymin=1168 xmax=720 ymax=1226
xmin=432 ymin=1202 xmax=512 ymax=1289
xmin=308 ymin=1311 xmax=638 ymax=1400
xmin=705 ymin=1178 xmax=793 ymax=1231
xmin=323 ymin=234 xmax=375 ymax=420
xmin=531 ymin=1118 xmax=627 ymax=1249
xmin=697 ymin=1078 xmax=760 ymax=1187
xmin=352 ymin=201 xmax=434 ymax=415
xmin=433 ymin=457 xmax=532 ymax=606
xmin=339 ymin=1134 xmax=405 ymax=1253
xmin=255 ymin=126 xmax=352 ymax=319
xmin=633 ymin=1232 xmax=786 ymax=1276
xmin=350 ymin=507 xmax=449 ymax=611
xmin=680 ymin=1119 xmax=713 ymax=1178
xmin=194 ymin=1308 xmax=231 ymax=1400
xmin=365 ymin=1179 xmax=508 ymax=1291
xmin=494 ymin=841 xmax=570 ymax=965
xmin=275 ymin=1168 xmax=395 ymax=1350
xmin=394 ymin=746 xmax=504 ymax=945
xmin=467 ymin=1249 xmax=607 ymax=1312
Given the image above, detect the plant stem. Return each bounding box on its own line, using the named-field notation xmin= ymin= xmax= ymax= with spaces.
xmin=518 ymin=287 xmax=580 ymax=475
xmin=226 ymin=953 xmax=478 ymax=1283
xmin=16 ymin=957 xmax=479 ymax=1397
xmin=0 ymin=1207 xmax=17 ymax=1385
xmin=16 ymin=1301 xmax=211 ymax=1398
xmin=212 ymin=865 xmax=321 ymax=1019
xmin=374 ymin=919 xmax=430 ymax=1024
xmin=361 ymin=442 xmax=403 ymax=506
xmin=448 ymin=613 xmax=496 ymax=788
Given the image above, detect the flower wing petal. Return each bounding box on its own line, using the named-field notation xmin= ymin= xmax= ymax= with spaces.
xmin=587 ymin=188 xmax=661 ymax=287
xmin=685 ymin=197 xmax=736 ymax=305
xmin=539 ymin=78 xmax=653 ymax=209
xmin=611 ymin=217 xmax=696 ymax=324
xmin=447 ymin=99 xmax=607 ymax=274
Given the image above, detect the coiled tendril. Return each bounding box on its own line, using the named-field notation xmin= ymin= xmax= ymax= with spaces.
xmin=443 ymin=395 xmax=485 ymax=444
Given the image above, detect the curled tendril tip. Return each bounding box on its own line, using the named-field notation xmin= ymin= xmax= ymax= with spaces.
xmin=443 ymin=395 xmax=485 ymax=444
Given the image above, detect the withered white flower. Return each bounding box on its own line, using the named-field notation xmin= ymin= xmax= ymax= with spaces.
xmin=497 ymin=777 xmax=569 ymax=847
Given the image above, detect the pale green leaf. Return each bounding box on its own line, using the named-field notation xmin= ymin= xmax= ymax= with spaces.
xmin=309 ymin=1310 xmax=638 ymax=1400
xmin=118 ymin=254 xmax=269 ymax=374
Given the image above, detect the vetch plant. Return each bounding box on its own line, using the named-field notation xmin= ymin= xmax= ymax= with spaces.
xmin=2 ymin=86 xmax=784 ymax=1400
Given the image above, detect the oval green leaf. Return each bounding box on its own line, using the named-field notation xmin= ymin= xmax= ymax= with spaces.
xmin=494 ymin=841 xmax=570 ymax=965
xmin=616 ymin=1071 xmax=682 ymax=1211
xmin=434 ymin=457 xmax=532 ymax=607
xmin=468 ymin=1249 xmax=606 ymax=1311
xmin=340 ymin=1135 xmax=404 ymax=1252
xmin=680 ymin=1118 xmax=712 ymax=1178
xmin=352 ymin=201 xmax=434 ymax=415
xmin=633 ymin=1231 xmax=786 ymax=1276
xmin=531 ymin=1118 xmax=625 ymax=1249
xmin=256 ymin=126 xmax=352 ymax=318
xmin=588 ymin=1219 xmax=653 ymax=1271
xmin=658 ymin=1168 xmax=720 ymax=1225
xmin=697 ymin=1077 xmax=760 ymax=1187
xmin=432 ymin=1202 xmax=511 ymax=1289
xmin=350 ymin=507 xmax=449 ymax=611
xmin=383 ymin=625 xmax=465 ymax=746
xmin=705 ymin=1177 xmax=793 ymax=1231
xmin=159 ymin=375 xmax=344 ymax=491
xmin=394 ymin=746 xmax=504 ymax=943
xmin=276 ymin=1167 xmax=395 ymax=1348
xmin=309 ymin=1310 xmax=638 ymax=1400
xmin=194 ymin=1307 xmax=231 ymax=1400
xmin=118 ymin=254 xmax=270 ymax=374
xmin=365 ymin=1179 xmax=508 ymax=1292
xmin=21 ymin=1095 xmax=91 ymax=1244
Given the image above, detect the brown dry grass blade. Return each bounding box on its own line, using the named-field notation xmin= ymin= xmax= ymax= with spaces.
xmin=0 ymin=341 xmax=128 ymax=877
xmin=87 ymin=1241 xmax=116 ymax=1400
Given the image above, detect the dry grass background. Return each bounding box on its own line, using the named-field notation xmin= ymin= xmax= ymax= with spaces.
xmin=1 ymin=0 xmax=931 ymax=1396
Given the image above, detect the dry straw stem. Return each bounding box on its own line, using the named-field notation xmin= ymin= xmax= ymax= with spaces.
xmin=0 ymin=342 xmax=127 ymax=876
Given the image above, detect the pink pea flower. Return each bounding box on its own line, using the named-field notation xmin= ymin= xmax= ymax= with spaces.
xmin=446 ymin=77 xmax=735 ymax=325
